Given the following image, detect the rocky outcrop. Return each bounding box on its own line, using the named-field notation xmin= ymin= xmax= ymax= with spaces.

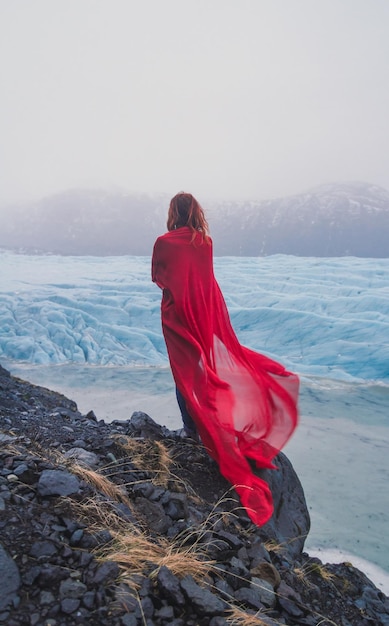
xmin=0 ymin=364 xmax=388 ymax=625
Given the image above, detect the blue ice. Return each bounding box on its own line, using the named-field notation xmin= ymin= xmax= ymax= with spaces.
xmin=0 ymin=251 xmax=388 ymax=382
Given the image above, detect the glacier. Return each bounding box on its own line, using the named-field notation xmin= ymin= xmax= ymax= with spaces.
xmin=0 ymin=251 xmax=388 ymax=382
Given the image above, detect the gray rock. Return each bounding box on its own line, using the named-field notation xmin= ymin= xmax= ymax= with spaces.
xmin=209 ymin=618 xmax=229 ymax=626
xmin=30 ymin=540 xmax=58 ymax=559
xmin=165 ymin=493 xmax=188 ymax=520
xmin=0 ymin=434 xmax=16 ymax=444
xmin=61 ymin=597 xmax=80 ymax=614
xmin=259 ymin=452 xmax=310 ymax=558
xmin=37 ymin=469 xmax=80 ymax=496
xmin=360 ymin=584 xmax=387 ymax=613
xmin=40 ymin=590 xmax=56 ymax=605
xmin=277 ymin=580 xmax=302 ymax=602
xmin=0 ymin=544 xmax=21 ymax=611
xmin=38 ymin=564 xmax=68 ymax=586
xmin=113 ymin=583 xmax=138 ymax=612
xmin=214 ymin=578 xmax=234 ymax=600
xmin=0 ymin=489 xmax=10 ymax=501
xmin=73 ymin=439 xmax=87 ymax=447
xmin=180 ymin=575 xmax=227 ymax=616
xmin=247 ymin=537 xmax=271 ymax=567
xmin=155 ymin=604 xmax=174 ymax=620
xmin=121 ymin=614 xmax=138 ymax=626
xmin=69 ymin=528 xmax=84 ymax=546
xmin=205 ymin=538 xmax=231 ymax=559
xmin=0 ymin=364 xmax=11 ymax=377
xmin=92 ymin=560 xmax=120 ymax=585
xmin=128 ymin=411 xmax=165 ymax=438
xmin=64 ymin=447 xmax=99 ymax=469
xmin=30 ymin=613 xmax=41 ymax=626
xmin=135 ymin=497 xmax=171 ymax=534
xmin=234 ymin=586 xmax=265 ymax=610
xmin=250 ymin=577 xmax=276 ymax=608
xmin=136 ymin=596 xmax=154 ymax=619
xmin=13 ymin=463 xmax=36 ymax=484
xmin=112 ymin=502 xmax=136 ymax=524
xmin=132 ymin=481 xmax=155 ymax=498
xmin=229 ymin=556 xmax=250 ymax=579
xmin=157 ymin=566 xmax=185 ymax=607
xmin=13 ymin=463 xmax=29 ymax=476
xmin=59 ymin=578 xmax=87 ymax=599
xmin=82 ymin=591 xmax=95 ymax=609
xmin=23 ymin=565 xmax=41 ymax=586
xmin=277 ymin=594 xmax=305 ymax=617
xmin=214 ymin=530 xmax=243 ymax=550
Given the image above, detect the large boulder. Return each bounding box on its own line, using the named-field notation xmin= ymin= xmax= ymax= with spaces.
xmin=258 ymin=452 xmax=310 ymax=558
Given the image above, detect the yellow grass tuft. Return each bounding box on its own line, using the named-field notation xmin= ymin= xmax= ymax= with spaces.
xmin=68 ymin=495 xmax=216 ymax=586
xmin=113 ymin=435 xmax=173 ymax=487
xmin=263 ymin=539 xmax=285 ymax=554
xmin=68 ymin=498 xmax=131 ymax=532
xmin=225 ymin=606 xmax=275 ymax=625
xmin=69 ymin=463 xmax=130 ymax=504
xmin=99 ymin=526 xmax=215 ymax=583
xmin=293 ymin=560 xmax=336 ymax=587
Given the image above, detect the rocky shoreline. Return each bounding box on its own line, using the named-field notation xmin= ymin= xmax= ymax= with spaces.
xmin=0 ymin=363 xmax=388 ymax=626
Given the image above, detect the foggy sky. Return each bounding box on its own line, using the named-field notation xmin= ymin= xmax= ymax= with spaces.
xmin=1 ymin=0 xmax=389 ymax=205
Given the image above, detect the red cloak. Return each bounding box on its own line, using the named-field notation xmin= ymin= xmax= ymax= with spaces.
xmin=152 ymin=227 xmax=299 ymax=526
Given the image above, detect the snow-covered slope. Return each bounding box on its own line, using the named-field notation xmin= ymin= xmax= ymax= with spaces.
xmin=210 ymin=182 xmax=389 ymax=257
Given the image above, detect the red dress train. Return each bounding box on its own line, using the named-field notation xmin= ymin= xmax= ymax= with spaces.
xmin=152 ymin=227 xmax=299 ymax=526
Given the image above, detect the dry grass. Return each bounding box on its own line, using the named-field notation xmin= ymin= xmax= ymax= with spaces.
xmin=2 ymin=439 xmax=65 ymax=468
xmin=98 ymin=526 xmax=215 ymax=585
xmin=0 ymin=443 xmax=22 ymax=457
xmin=2 ymin=439 xmax=132 ymax=507
xmin=263 ymin=539 xmax=286 ymax=554
xmin=263 ymin=533 xmax=309 ymax=556
xmin=293 ymin=560 xmax=337 ymax=587
xmin=69 ymin=463 xmax=130 ymax=504
xmin=113 ymin=435 xmax=173 ymax=487
xmin=68 ymin=493 xmax=215 ymax=586
xmin=224 ymin=606 xmax=277 ymax=625
xmin=68 ymin=498 xmax=131 ymax=532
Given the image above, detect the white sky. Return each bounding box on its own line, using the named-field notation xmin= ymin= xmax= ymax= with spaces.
xmin=0 ymin=0 xmax=388 ymax=203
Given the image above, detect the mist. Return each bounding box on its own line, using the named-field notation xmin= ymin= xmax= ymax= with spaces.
xmin=1 ymin=0 xmax=389 ymax=205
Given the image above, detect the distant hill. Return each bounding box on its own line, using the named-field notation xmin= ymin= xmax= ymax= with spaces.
xmin=0 ymin=189 xmax=168 ymax=256
xmin=209 ymin=181 xmax=389 ymax=257
xmin=1 ymin=182 xmax=388 ymax=256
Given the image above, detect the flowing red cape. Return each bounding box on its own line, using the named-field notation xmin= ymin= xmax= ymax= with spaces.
xmin=152 ymin=227 xmax=299 ymax=525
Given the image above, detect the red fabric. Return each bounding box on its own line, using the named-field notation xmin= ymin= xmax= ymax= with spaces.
xmin=152 ymin=227 xmax=299 ymax=526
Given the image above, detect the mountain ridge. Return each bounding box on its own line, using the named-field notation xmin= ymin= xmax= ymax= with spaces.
xmin=1 ymin=181 xmax=388 ymax=257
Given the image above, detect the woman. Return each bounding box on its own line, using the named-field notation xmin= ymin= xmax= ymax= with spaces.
xmin=152 ymin=192 xmax=299 ymax=526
